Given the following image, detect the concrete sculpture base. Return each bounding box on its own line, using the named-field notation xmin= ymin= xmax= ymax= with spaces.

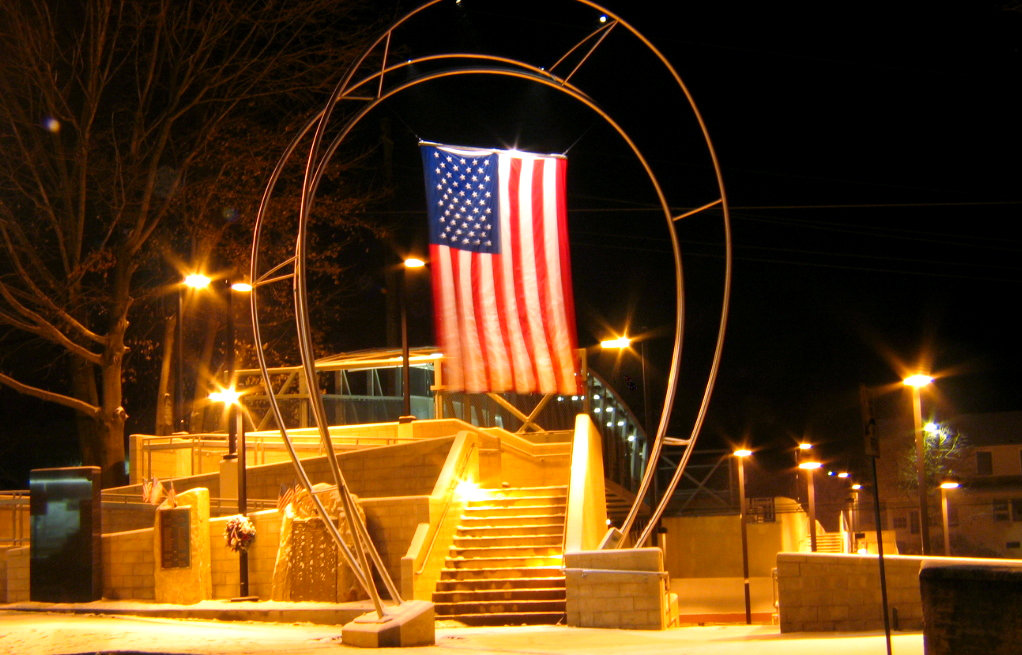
xmin=341 ymin=600 xmax=435 ymax=648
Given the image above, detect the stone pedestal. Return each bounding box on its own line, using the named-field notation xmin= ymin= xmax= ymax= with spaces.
xmin=154 ymin=488 xmax=211 ymax=604
xmin=342 ymin=600 xmax=435 ymax=648
xmin=921 ymin=561 xmax=1022 ymax=655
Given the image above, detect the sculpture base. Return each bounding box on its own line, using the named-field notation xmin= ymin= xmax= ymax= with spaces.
xmin=341 ymin=600 xmax=435 ymax=648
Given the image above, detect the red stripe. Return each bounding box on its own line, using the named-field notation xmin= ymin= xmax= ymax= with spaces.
xmin=554 ymin=157 xmax=579 ymax=393
xmin=508 ymin=157 xmax=540 ymax=391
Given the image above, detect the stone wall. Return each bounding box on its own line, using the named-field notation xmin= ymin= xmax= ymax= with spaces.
xmin=102 ymin=528 xmax=155 ymax=600
xmin=775 ymin=552 xmax=993 ymax=632
xmin=564 ymin=548 xmax=671 ymax=630
xmin=921 ymin=560 xmax=1022 ymax=655
xmin=246 ymin=437 xmax=455 ymax=502
xmin=0 ymin=547 xmax=29 ymax=602
xmin=210 ymin=509 xmax=282 ymax=600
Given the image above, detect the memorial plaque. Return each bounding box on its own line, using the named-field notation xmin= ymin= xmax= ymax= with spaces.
xmin=160 ymin=507 xmax=191 ymax=569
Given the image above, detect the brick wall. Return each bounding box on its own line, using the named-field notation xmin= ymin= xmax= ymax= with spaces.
xmin=564 ymin=548 xmax=670 ymax=630
xmin=210 ymin=509 xmax=282 ymax=600
xmin=775 ymin=552 xmax=992 ymax=632
xmin=0 ymin=547 xmax=29 ymax=602
xmin=102 ymin=528 xmax=155 ymax=600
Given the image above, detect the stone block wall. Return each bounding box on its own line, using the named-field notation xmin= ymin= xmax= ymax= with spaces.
xmin=564 ymin=548 xmax=670 ymax=630
xmin=102 ymin=528 xmax=155 ymax=600
xmin=245 ymin=437 xmax=454 ymax=502
xmin=361 ymin=496 xmax=431 ymax=583
xmin=921 ymin=560 xmax=1022 ymax=655
xmin=775 ymin=552 xmax=983 ymax=632
xmin=0 ymin=547 xmax=29 ymax=602
xmin=209 ymin=509 xmax=282 ymax=600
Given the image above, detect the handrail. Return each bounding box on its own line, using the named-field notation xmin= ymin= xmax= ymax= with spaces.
xmin=415 ymin=432 xmax=478 ymax=575
xmin=563 ymin=414 xmax=608 ymax=553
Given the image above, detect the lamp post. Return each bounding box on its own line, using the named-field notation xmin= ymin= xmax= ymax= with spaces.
xmin=940 ymin=480 xmax=959 ymax=556
xmin=210 ymin=387 xmax=249 ymax=597
xmin=904 ymin=373 xmax=934 ymax=554
xmin=401 ymin=257 xmax=425 ymax=418
xmin=798 ymin=443 xmax=822 ymax=552
xmin=734 ymin=448 xmax=753 ymax=624
xmin=599 ymin=335 xmax=650 ymax=433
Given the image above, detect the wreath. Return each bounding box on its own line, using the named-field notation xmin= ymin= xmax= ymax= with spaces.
xmin=224 ymin=515 xmax=256 ymax=553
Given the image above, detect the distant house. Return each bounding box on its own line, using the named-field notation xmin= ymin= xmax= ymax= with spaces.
xmin=871 ymin=410 xmax=1022 ymax=557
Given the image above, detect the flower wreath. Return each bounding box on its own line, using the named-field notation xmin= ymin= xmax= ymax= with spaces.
xmin=224 ymin=514 xmax=256 ymax=553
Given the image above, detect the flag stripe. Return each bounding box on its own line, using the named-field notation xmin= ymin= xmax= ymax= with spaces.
xmin=422 ymin=143 xmax=578 ymax=395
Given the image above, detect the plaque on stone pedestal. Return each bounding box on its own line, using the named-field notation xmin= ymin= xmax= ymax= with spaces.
xmin=159 ymin=508 xmax=191 ymax=569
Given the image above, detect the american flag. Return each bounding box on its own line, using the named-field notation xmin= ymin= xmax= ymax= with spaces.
xmin=421 ymin=142 xmax=579 ymax=395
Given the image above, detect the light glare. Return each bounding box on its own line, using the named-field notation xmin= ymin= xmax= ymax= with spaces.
xmin=904 ymin=374 xmax=934 ymax=388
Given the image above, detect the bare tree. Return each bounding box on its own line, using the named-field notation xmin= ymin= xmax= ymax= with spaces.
xmin=0 ymin=0 xmax=383 ymax=485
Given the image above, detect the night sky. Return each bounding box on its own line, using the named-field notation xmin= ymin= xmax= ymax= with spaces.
xmin=373 ymin=0 xmax=1022 ymax=472
xmin=2 ymin=1 xmax=1020 ymax=486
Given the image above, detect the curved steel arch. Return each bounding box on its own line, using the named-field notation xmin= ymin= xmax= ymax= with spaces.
xmin=248 ymin=0 xmax=732 ymax=613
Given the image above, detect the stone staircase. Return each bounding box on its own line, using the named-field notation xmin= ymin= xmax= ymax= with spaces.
xmin=432 ymin=485 xmax=567 ymax=625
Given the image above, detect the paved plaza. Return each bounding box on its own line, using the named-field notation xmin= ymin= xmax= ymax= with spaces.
xmin=0 ymin=607 xmax=922 ymax=655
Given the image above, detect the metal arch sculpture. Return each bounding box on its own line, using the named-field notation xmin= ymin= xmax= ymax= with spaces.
xmin=247 ymin=0 xmax=732 ymax=612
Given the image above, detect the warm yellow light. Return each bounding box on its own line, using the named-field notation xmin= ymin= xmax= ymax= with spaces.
xmin=852 ymin=483 xmax=863 ymax=490
xmin=209 ymin=387 xmax=242 ymax=406
xmin=454 ymin=480 xmax=485 ymax=502
xmin=798 ymin=442 xmax=813 ymax=451
xmin=183 ymin=273 xmax=211 ymax=289
xmin=733 ymin=449 xmax=752 ymax=458
xmin=837 ymin=471 xmax=850 ymax=479
xmin=600 ymin=336 xmax=631 ymax=349
xmin=404 ymin=257 xmax=426 ymax=269
xmin=231 ymin=281 xmax=253 ymax=293
xmin=940 ymin=481 xmax=960 ymax=490
xmin=904 ymin=374 xmax=934 ymax=388
xmin=798 ymin=461 xmax=823 ymax=470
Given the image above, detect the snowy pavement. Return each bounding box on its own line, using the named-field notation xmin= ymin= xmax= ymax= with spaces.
xmin=0 ymin=610 xmax=923 ymax=655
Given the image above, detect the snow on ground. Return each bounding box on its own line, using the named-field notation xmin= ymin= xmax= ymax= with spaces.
xmin=0 ymin=611 xmax=924 ymax=655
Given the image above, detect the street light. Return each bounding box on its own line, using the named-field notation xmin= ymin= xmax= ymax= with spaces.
xmin=599 ymin=335 xmax=650 ymax=434
xmin=940 ymin=479 xmax=960 ymax=556
xmin=733 ymin=448 xmax=753 ymax=624
xmin=401 ymin=257 xmax=425 ymax=419
xmin=175 ymin=273 xmax=212 ymax=432
xmin=209 ymin=386 xmax=250 ymax=598
xmin=798 ymin=443 xmax=822 ymax=552
xmin=904 ymin=373 xmax=934 ymax=554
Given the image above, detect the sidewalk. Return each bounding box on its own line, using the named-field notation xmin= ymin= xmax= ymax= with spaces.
xmin=0 ymin=608 xmax=924 ymax=655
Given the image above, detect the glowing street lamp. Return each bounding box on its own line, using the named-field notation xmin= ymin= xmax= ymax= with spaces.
xmin=210 ymin=386 xmax=250 ymax=598
xmin=904 ymin=373 xmax=934 ymax=554
xmin=940 ymin=479 xmax=960 ymax=556
xmin=175 ymin=273 xmax=213 ymax=432
xmin=401 ymin=257 xmax=426 ymax=418
xmin=798 ymin=443 xmax=822 ymax=552
xmin=733 ymin=448 xmax=753 ymax=624
xmin=600 ymin=335 xmax=651 ymax=433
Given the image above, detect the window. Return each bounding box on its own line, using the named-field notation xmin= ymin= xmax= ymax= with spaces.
xmin=977 ymin=451 xmax=993 ymax=476
xmin=893 ymin=516 xmax=907 ymax=530
xmin=1013 ymin=499 xmax=1022 ymax=522
xmin=994 ymin=500 xmax=1010 ymax=521
xmin=1009 ymin=542 xmax=1021 ymax=550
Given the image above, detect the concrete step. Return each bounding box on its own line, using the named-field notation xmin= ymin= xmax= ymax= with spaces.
xmin=457 ymin=522 xmax=564 ymax=537
xmin=476 ymin=486 xmax=568 ymax=500
xmin=434 ymin=598 xmax=566 ymax=616
xmin=453 ymin=533 xmax=562 ymax=548
xmin=444 ymin=555 xmax=562 ymax=569
xmin=435 ymin=609 xmax=565 ymax=626
xmin=433 ymin=587 xmax=565 ymax=604
xmin=462 ymin=506 xmax=566 ymax=519
xmin=435 ymin=576 xmax=565 ymax=593
xmin=439 ymin=566 xmax=564 ymax=581
xmin=451 ymin=544 xmax=562 ymax=559
xmin=467 ymin=497 xmax=567 ymax=511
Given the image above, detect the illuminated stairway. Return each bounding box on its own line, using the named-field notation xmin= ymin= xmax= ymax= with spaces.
xmin=432 ymin=485 xmax=567 ymax=625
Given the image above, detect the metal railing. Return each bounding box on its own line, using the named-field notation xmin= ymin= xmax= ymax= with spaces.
xmin=0 ymin=491 xmax=28 ymax=548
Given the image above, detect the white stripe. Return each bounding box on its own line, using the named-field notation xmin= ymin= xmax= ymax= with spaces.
xmin=434 ymin=246 xmax=463 ymax=391
xmin=497 ymin=154 xmax=535 ymax=392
